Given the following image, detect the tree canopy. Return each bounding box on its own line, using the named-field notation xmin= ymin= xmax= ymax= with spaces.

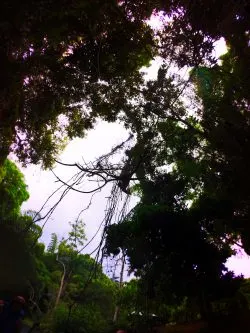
xmin=1 ymin=1 xmax=250 ymax=332
xmin=1 ymin=1 xmax=249 ymax=167
xmin=0 ymin=0 xmax=155 ymax=167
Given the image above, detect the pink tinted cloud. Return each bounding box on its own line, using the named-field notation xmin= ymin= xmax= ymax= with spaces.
xmin=226 ymin=248 xmax=250 ymax=277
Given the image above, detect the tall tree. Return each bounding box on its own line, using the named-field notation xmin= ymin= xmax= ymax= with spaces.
xmin=103 ymin=60 xmax=248 ymax=319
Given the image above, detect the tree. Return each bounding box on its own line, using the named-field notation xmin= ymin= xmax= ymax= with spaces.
xmin=0 ymin=159 xmax=29 ymax=220
xmin=123 ymin=0 xmax=249 ymax=67
xmin=0 ymin=160 xmax=44 ymax=297
xmin=0 ymin=0 xmax=156 ymax=167
xmin=68 ymin=219 xmax=87 ymax=250
xmin=2 ymin=1 xmax=250 ymax=329
xmin=1 ymin=1 xmax=250 ymax=168
xmin=98 ymin=39 xmax=250 ymax=254
xmin=106 ymin=203 xmax=237 ymax=315
xmin=51 ymin=220 xmax=87 ymax=309
xmin=37 ymin=230 xmax=118 ymax=333
xmin=189 ymin=51 xmax=250 ymax=255
xmin=47 ymin=233 xmax=58 ymax=255
xmin=101 ymin=60 xmax=248 ymax=317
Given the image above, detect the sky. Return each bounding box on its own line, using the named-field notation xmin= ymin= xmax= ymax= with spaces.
xmin=20 ymin=122 xmax=134 ymax=247
xmin=16 ymin=38 xmax=250 ymax=279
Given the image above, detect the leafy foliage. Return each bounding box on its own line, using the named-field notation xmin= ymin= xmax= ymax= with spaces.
xmin=0 ymin=160 xmax=41 ymax=296
xmin=1 ymin=1 xmax=250 ymax=331
xmin=0 ymin=0 xmax=155 ymax=167
xmin=0 ymin=159 xmax=29 ymax=219
xmin=105 ymin=46 xmax=250 ymax=320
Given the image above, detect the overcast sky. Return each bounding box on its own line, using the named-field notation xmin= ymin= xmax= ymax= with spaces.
xmin=20 ymin=122 xmax=133 ymax=243
xmin=17 ymin=38 xmax=250 ymax=278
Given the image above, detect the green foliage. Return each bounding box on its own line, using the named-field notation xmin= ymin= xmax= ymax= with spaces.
xmin=47 ymin=233 xmax=58 ymax=255
xmin=29 ymin=220 xmax=118 ymax=332
xmin=68 ymin=219 xmax=87 ymax=250
xmin=39 ymin=248 xmax=118 ymax=332
xmin=104 ymin=55 xmax=250 ymax=317
xmin=0 ymin=160 xmax=45 ymax=297
xmin=1 ymin=1 xmax=250 ymax=331
xmin=3 ymin=0 xmax=247 ymax=167
xmin=0 ymin=0 xmax=156 ymax=167
xmin=52 ymin=302 xmax=112 ymax=333
xmin=0 ymin=159 xmax=29 ymax=219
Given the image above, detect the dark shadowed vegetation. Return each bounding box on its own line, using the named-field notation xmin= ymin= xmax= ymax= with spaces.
xmin=1 ymin=0 xmax=250 ymax=332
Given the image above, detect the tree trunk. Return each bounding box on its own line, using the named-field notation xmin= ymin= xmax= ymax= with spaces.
xmin=54 ymin=257 xmax=66 ymax=309
xmin=113 ymin=305 xmax=120 ymax=323
xmin=113 ymin=253 xmax=126 ymax=323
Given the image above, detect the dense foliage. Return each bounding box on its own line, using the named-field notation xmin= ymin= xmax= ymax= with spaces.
xmin=1 ymin=1 xmax=250 ymax=332
xmin=0 ymin=0 xmax=155 ymax=167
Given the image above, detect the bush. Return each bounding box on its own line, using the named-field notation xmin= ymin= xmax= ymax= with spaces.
xmin=50 ymin=303 xmax=113 ymax=333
